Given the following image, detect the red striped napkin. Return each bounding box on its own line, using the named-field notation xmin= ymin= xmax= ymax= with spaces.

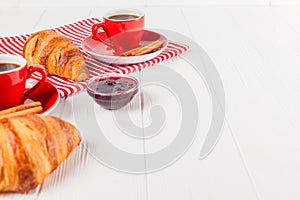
xmin=0 ymin=18 xmax=188 ymax=97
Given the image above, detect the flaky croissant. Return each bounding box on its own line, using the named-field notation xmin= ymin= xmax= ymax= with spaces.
xmin=23 ymin=30 xmax=88 ymax=81
xmin=0 ymin=114 xmax=81 ymax=193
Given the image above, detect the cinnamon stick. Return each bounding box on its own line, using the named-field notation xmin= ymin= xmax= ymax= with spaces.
xmin=0 ymin=101 xmax=43 ymax=120
xmin=0 ymin=101 xmax=42 ymax=116
xmin=134 ymin=40 xmax=164 ymax=56
xmin=121 ymin=40 xmax=164 ymax=56
xmin=121 ymin=46 xmax=141 ymax=56
xmin=0 ymin=106 xmax=43 ymax=120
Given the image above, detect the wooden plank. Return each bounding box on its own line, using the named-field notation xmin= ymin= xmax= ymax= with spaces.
xmin=146 ymin=0 xmax=270 ymax=6
xmin=0 ymin=8 xmax=44 ymax=37
xmin=271 ymin=0 xmax=300 ymax=5
xmin=139 ymin=55 xmax=258 ymax=199
xmin=17 ymin=0 xmax=146 ymax=7
xmin=183 ymin=6 xmax=300 ymax=199
xmin=30 ymin=7 xmax=91 ymax=32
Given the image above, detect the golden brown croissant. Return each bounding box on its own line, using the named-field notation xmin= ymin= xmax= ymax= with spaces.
xmin=0 ymin=114 xmax=81 ymax=193
xmin=23 ymin=30 xmax=88 ymax=81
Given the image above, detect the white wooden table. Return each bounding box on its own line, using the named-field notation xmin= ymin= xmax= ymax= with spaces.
xmin=1 ymin=5 xmax=300 ymax=200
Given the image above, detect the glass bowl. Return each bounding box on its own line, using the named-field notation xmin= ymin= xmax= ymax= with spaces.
xmin=86 ymin=74 xmax=138 ymax=110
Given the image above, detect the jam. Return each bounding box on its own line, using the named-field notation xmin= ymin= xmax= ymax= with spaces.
xmin=87 ymin=75 xmax=138 ymax=110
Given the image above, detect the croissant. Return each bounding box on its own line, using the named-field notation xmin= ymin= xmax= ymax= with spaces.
xmin=23 ymin=30 xmax=88 ymax=81
xmin=0 ymin=114 xmax=81 ymax=193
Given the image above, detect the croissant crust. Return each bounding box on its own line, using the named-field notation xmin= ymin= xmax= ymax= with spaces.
xmin=0 ymin=114 xmax=81 ymax=193
xmin=23 ymin=30 xmax=88 ymax=81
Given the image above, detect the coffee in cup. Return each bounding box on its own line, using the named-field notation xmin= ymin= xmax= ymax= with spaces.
xmin=0 ymin=62 xmax=20 ymax=72
xmin=92 ymin=8 xmax=145 ymax=55
xmin=0 ymin=54 xmax=47 ymax=110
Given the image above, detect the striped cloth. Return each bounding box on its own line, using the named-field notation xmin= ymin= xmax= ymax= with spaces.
xmin=0 ymin=18 xmax=189 ymax=97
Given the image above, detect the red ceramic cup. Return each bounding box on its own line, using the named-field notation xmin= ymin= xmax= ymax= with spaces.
xmin=0 ymin=54 xmax=47 ymax=110
xmin=92 ymin=8 xmax=145 ymax=55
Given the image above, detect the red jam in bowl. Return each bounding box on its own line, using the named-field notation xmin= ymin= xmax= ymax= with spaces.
xmin=87 ymin=74 xmax=138 ymax=110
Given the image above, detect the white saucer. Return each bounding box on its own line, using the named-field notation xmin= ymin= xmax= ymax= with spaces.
xmin=81 ymin=30 xmax=168 ymax=65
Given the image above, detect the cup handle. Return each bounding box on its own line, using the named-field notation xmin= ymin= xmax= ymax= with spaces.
xmin=21 ymin=64 xmax=47 ymax=103
xmin=92 ymin=22 xmax=114 ymax=48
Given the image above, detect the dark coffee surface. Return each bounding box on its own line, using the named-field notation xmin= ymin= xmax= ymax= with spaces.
xmin=0 ymin=63 xmax=20 ymax=72
xmin=108 ymin=14 xmax=139 ymax=21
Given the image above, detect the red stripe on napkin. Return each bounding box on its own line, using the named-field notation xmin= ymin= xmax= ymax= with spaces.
xmin=0 ymin=18 xmax=189 ymax=97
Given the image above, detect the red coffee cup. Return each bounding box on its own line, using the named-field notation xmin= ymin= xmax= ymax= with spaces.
xmin=92 ymin=8 xmax=145 ymax=55
xmin=0 ymin=54 xmax=47 ymax=110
